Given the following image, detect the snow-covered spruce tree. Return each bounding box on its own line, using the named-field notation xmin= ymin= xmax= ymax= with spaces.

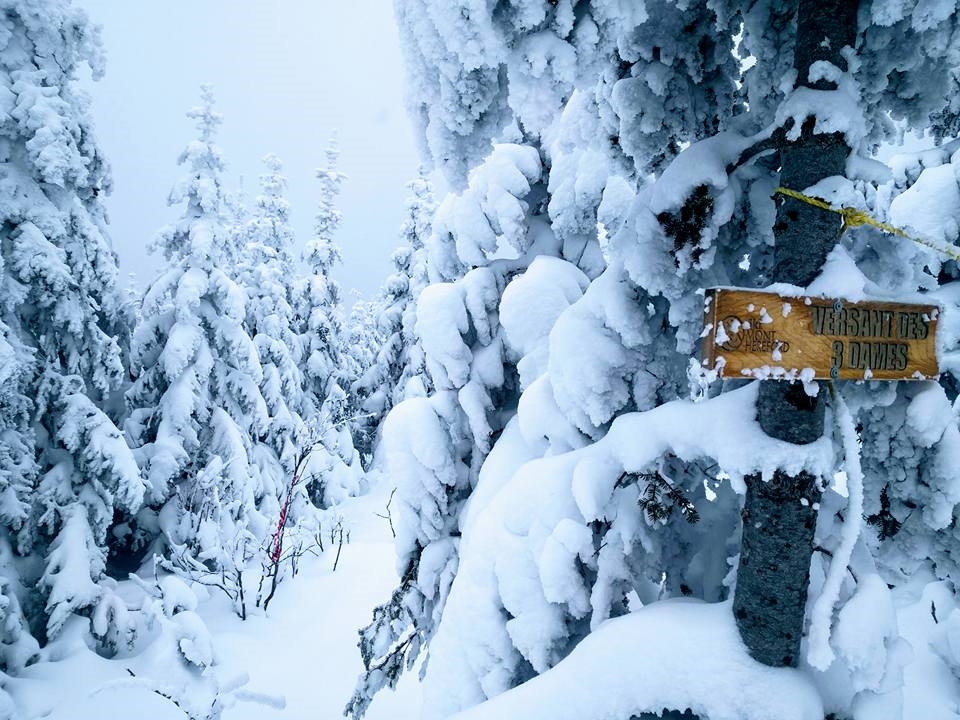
xmin=391 ymin=172 xmax=436 ymax=403
xmin=126 ymin=87 xmax=269 ymax=616
xmin=222 ymin=175 xmax=251 ymax=279
xmin=299 ymin=136 xmax=346 ymax=414
xmin=0 ymin=0 xmax=143 ymax=661
xmin=348 ymin=132 xmax=608 ymax=714
xmin=238 ymin=154 xmax=306 ymax=520
xmin=350 ymin=1 xmax=734 ymax=712
xmin=343 ymin=296 xmax=384 ymax=462
xmin=296 ymin=137 xmax=362 ymax=508
xmin=353 ymin=1 xmax=960 ymax=719
xmin=349 ymin=172 xmax=437 ymax=452
xmin=851 ymin=138 xmax=960 ymax=593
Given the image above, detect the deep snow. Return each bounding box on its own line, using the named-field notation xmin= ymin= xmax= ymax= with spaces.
xmin=7 ymin=487 xmax=421 ymax=720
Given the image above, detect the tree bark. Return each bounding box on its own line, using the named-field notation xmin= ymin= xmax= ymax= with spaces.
xmin=732 ymin=0 xmax=859 ymax=668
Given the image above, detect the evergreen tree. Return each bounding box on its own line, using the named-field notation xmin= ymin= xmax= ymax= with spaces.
xmin=126 ymin=86 xmax=268 ymax=598
xmin=354 ymin=1 xmax=960 ymax=718
xmin=344 ymin=296 xmax=384 ymax=461
xmin=298 ymin=137 xmax=347 ymax=419
xmin=350 ymin=172 xmax=437 ymax=454
xmin=296 ymin=136 xmax=362 ymax=507
xmin=223 ymin=176 xmax=251 ymax=279
xmin=239 ymin=154 xmax=305 ymax=512
xmin=0 ymin=0 xmax=142 ymax=658
xmin=392 ymin=173 xmax=436 ymax=402
xmin=349 ymin=138 xmax=564 ymax=717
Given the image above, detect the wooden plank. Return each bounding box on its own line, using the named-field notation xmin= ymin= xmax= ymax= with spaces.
xmin=701 ymin=288 xmax=939 ymax=381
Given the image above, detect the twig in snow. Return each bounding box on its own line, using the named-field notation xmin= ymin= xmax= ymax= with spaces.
xmin=374 ymin=488 xmax=398 ymax=538
xmin=330 ymin=517 xmax=348 ymax=572
xmin=119 ymin=669 xmax=193 ymax=718
xmin=812 ymin=545 xmax=858 ymax=584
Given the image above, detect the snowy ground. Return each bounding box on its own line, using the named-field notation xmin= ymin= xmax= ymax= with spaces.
xmin=8 ymin=486 xmax=421 ymax=720
xmin=897 ymin=574 xmax=960 ymax=720
xmin=7 ymin=479 xmax=959 ymax=720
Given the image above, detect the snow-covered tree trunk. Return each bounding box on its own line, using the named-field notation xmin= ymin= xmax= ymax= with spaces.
xmin=733 ymin=0 xmax=859 ymax=668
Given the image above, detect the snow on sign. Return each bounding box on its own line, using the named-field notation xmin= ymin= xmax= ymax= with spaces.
xmin=701 ymin=288 xmax=939 ymax=381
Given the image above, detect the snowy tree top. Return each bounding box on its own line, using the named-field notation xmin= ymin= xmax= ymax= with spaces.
xmin=186 ymin=84 xmax=223 ymax=144
xmin=156 ymin=85 xmax=231 ymax=264
xmin=313 ymin=135 xmax=347 ymax=243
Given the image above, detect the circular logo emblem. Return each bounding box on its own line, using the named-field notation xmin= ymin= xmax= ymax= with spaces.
xmin=720 ymin=315 xmax=742 ymax=351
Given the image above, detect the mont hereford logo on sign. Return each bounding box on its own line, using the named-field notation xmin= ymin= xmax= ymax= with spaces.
xmin=701 ymin=288 xmax=939 ymax=381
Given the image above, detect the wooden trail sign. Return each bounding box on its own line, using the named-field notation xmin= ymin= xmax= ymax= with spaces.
xmin=701 ymin=288 xmax=939 ymax=381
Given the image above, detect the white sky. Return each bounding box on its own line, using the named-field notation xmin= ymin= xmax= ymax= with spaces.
xmin=79 ymin=0 xmax=422 ymax=299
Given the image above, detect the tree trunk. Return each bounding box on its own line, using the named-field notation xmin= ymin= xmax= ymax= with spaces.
xmin=732 ymin=0 xmax=859 ymax=668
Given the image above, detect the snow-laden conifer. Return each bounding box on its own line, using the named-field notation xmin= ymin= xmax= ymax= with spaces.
xmin=355 ymin=2 xmax=960 ymax=718
xmin=350 ymin=135 xmax=569 ymax=717
xmin=343 ymin=297 xmax=384 ymax=461
xmin=298 ymin=138 xmax=346 ymax=417
xmin=350 ymin=172 xmax=437 ymax=452
xmin=295 ymin=137 xmax=362 ymax=507
xmin=0 ymin=0 xmax=142 ymax=658
xmin=126 ymin=87 xmax=269 ymax=602
xmin=239 ymin=155 xmax=306 ymax=516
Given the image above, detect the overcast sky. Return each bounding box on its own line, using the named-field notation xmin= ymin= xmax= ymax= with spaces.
xmin=79 ymin=0 xmax=423 ymax=299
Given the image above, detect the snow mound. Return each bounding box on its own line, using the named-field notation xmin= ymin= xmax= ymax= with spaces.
xmin=423 ymin=383 xmax=835 ymax=718
xmin=889 ymin=161 xmax=960 ymax=248
xmin=500 ymin=255 xmax=589 ymax=388
xmin=451 ymin=599 xmax=823 ymax=720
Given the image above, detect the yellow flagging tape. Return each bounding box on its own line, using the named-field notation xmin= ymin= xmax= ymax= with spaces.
xmin=774 ymin=186 xmax=960 ymax=264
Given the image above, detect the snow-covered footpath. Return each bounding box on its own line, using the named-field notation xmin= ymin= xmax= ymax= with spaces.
xmin=7 ymin=486 xmax=421 ymax=720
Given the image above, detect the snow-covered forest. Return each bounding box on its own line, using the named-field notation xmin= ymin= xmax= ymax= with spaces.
xmin=3 ymin=0 xmax=960 ymax=718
